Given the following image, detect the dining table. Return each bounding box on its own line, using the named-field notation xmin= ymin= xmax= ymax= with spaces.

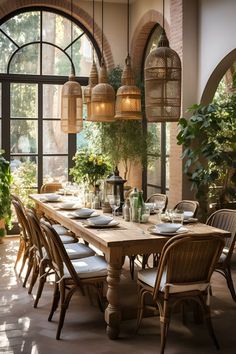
xmin=29 ymin=193 xmax=231 ymax=340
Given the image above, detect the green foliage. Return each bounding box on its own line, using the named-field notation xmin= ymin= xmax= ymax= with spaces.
xmin=177 ymin=95 xmax=236 ymax=209
xmin=0 ymin=151 xmax=13 ymax=235
xmin=70 ymin=150 xmax=112 ymax=187
xmin=83 ymin=66 xmax=159 ymax=180
xmin=11 ymin=161 xmax=37 ymax=207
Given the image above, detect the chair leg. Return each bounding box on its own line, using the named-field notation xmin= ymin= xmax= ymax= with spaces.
xmin=14 ymin=239 xmax=25 ymax=270
xmin=19 ymin=249 xmax=29 ymax=277
xmin=34 ymin=264 xmax=48 ymax=308
xmin=160 ymin=298 xmax=170 ymax=354
xmin=48 ymin=282 xmax=60 ymax=321
xmin=224 ymin=266 xmax=236 ymax=302
xmin=28 ymin=262 xmax=39 ymax=294
xmin=129 ymin=255 xmax=136 ymax=280
xmin=136 ymin=288 xmax=146 ymax=332
xmin=56 ymin=285 xmax=75 ymax=340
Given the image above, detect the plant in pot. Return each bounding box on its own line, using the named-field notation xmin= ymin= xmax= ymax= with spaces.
xmin=0 ymin=151 xmax=12 ymax=241
xmin=177 ymin=95 xmax=236 ymax=219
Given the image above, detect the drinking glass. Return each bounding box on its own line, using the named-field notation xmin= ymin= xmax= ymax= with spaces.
xmin=171 ymin=209 xmax=184 ymax=224
xmin=108 ymin=195 xmax=120 ymax=216
xmin=154 ymin=199 xmax=166 ymax=223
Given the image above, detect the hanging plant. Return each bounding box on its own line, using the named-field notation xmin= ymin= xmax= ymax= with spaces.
xmin=0 ymin=151 xmax=13 ymax=238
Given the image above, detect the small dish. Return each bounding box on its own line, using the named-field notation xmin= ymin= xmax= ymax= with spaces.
xmin=68 ymin=208 xmax=96 ymax=218
xmin=156 ymin=223 xmax=182 ymax=233
xmin=183 ymin=217 xmax=198 ymax=224
xmin=87 ymin=215 xmax=113 ymax=226
xmin=58 ymin=202 xmax=80 ymax=210
xmin=183 ymin=211 xmax=194 ymax=220
xmin=84 ymin=219 xmax=119 ymax=228
xmin=44 ymin=193 xmax=61 ymax=202
xmin=148 ymin=225 xmax=188 ymax=236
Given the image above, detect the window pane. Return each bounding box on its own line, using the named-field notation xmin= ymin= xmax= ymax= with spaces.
xmin=147 ymin=157 xmax=161 ymax=187
xmin=42 ymin=12 xmax=83 ymax=49
xmin=43 ymin=121 xmax=68 ymax=154
xmin=42 ymin=43 xmax=71 ymax=76
xmin=1 ymin=12 xmax=40 ymax=46
xmin=11 ymin=83 xmax=38 ymax=118
xmin=0 ymin=32 xmax=17 ymax=73
xmin=10 ymin=156 xmax=38 ymax=187
xmin=43 ymin=84 xmax=62 ymax=119
xmin=9 ymin=44 xmax=40 ymax=74
xmin=66 ymin=35 xmax=96 ymax=76
xmin=10 ymin=120 xmax=37 ymax=154
xmin=43 ymin=156 xmax=67 ymax=183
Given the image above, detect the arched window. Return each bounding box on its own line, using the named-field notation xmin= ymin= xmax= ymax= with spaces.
xmin=142 ymin=24 xmax=170 ymax=196
xmin=0 ymin=8 xmax=100 ymax=192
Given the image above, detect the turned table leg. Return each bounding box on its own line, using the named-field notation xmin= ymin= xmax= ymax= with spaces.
xmin=105 ymin=257 xmax=124 ymax=339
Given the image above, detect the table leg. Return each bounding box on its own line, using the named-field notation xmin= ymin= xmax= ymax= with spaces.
xmin=105 ymin=259 xmax=124 ymax=339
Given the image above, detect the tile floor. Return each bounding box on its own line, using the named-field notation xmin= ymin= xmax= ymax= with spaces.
xmin=0 ymin=237 xmax=236 ymax=354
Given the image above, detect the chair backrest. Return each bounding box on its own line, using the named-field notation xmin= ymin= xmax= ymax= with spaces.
xmin=153 ymin=233 xmax=225 ymax=301
xmin=206 ymin=209 xmax=236 ymax=257
xmin=173 ymin=200 xmax=199 ymax=217
xmin=146 ymin=193 xmax=168 ymax=212
xmin=40 ymin=182 xmax=62 ymax=194
xmin=12 ymin=198 xmax=32 ymax=244
xmin=40 ymin=220 xmax=82 ymax=286
xmin=26 ymin=209 xmax=50 ymax=260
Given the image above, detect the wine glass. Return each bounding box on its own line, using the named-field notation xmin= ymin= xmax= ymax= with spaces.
xmin=108 ymin=195 xmax=120 ymax=216
xmin=154 ymin=199 xmax=166 ymax=223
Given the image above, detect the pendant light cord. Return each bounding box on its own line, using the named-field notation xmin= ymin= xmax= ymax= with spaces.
xmin=92 ymin=0 xmax=95 ymax=60
xmin=162 ymin=0 xmax=165 ymax=31
xmin=101 ymin=0 xmax=104 ymax=62
xmin=127 ymin=0 xmax=130 ymax=57
xmin=70 ymin=0 xmax=74 ymax=75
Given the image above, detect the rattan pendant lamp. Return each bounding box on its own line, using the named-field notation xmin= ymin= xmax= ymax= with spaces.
xmin=115 ymin=0 xmax=142 ymax=120
xmin=84 ymin=0 xmax=98 ymax=121
xmin=61 ymin=0 xmax=83 ymax=133
xmin=90 ymin=0 xmax=115 ymax=122
xmin=144 ymin=0 xmax=181 ymax=122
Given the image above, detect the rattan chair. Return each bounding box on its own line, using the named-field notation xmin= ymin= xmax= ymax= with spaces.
xmin=173 ymin=199 xmax=199 ymax=217
xmin=206 ymin=209 xmax=236 ymax=302
xmin=136 ymin=233 xmax=225 ymax=354
xmin=40 ymin=182 xmax=62 ymax=194
xmin=26 ymin=209 xmax=96 ymax=308
xmin=40 ymin=220 xmax=108 ymax=340
xmin=12 ymin=196 xmax=34 ymax=287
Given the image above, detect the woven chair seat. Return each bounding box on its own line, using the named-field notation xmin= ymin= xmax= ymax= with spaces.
xmin=41 ymin=243 xmax=95 ymax=260
xmin=63 ymin=255 xmax=107 ymax=279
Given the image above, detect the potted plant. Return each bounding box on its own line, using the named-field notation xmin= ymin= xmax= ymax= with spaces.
xmin=0 ymin=150 xmax=12 ymax=241
xmin=177 ymin=96 xmax=236 ymax=219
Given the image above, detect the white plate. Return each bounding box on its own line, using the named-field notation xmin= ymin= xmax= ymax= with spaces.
xmin=58 ymin=203 xmax=81 ymax=210
xmin=83 ymin=220 xmax=119 ymax=228
xmin=68 ymin=211 xmax=98 ymax=219
xmin=43 ymin=194 xmax=62 ymax=202
xmin=148 ymin=226 xmax=188 ymax=236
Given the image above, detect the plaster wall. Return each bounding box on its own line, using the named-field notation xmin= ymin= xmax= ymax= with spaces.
xmin=198 ymin=0 xmax=236 ymax=101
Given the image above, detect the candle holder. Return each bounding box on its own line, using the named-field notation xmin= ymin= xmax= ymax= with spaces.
xmin=106 ymin=166 xmax=126 ymax=214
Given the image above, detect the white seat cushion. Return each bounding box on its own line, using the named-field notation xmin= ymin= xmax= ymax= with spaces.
xmin=138 ymin=268 xmax=209 ymax=293
xmin=64 ymin=243 xmax=95 ymax=259
xmin=52 ymin=224 xmax=72 ymax=235
xmin=59 ymin=235 xmax=77 ymax=244
xmin=64 ymin=256 xmax=107 ymax=279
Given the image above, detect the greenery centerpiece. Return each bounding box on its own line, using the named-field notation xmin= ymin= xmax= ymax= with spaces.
xmin=70 ymin=150 xmax=112 ymax=190
xmin=0 ymin=151 xmax=12 ymax=239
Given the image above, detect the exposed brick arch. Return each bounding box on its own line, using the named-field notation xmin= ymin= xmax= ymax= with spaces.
xmin=130 ymin=9 xmax=170 ymax=76
xmin=0 ymin=0 xmax=114 ymax=70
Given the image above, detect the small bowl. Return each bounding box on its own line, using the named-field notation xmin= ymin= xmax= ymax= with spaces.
xmin=44 ymin=193 xmax=61 ymax=202
xmin=74 ymin=208 xmax=95 ymax=217
xmin=59 ymin=202 xmax=77 ymax=209
xmin=183 ymin=211 xmax=194 ymax=220
xmin=156 ymin=223 xmax=182 ymax=233
xmin=89 ymin=215 xmax=113 ymax=226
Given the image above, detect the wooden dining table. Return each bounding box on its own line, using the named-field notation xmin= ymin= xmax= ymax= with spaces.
xmin=30 ymin=194 xmax=231 ymax=340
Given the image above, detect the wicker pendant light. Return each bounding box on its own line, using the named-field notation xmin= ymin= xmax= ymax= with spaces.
xmin=115 ymin=0 xmax=142 ymax=120
xmin=84 ymin=0 xmax=98 ymax=121
xmin=144 ymin=0 xmax=181 ymax=122
xmin=61 ymin=0 xmax=83 ymax=133
xmin=90 ymin=0 xmax=115 ymax=122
